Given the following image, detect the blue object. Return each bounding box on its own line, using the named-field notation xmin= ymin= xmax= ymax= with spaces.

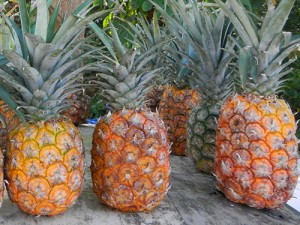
xmin=86 ymin=118 xmax=98 ymax=124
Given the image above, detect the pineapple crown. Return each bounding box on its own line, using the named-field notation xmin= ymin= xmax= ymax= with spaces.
xmin=90 ymin=19 xmax=168 ymax=111
xmin=0 ymin=0 xmax=110 ymax=121
xmin=152 ymin=0 xmax=236 ymax=101
xmin=215 ymin=0 xmax=300 ymax=96
xmin=0 ymin=17 xmax=15 ymax=51
xmin=116 ymin=12 xmax=172 ymax=86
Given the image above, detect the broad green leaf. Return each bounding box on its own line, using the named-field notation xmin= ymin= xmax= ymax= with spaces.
xmin=35 ymin=0 xmax=48 ymax=40
xmin=259 ymin=0 xmax=295 ymax=51
xmin=0 ymin=72 xmax=33 ymax=103
xmin=18 ymin=0 xmax=29 ymax=33
xmin=142 ymin=1 xmax=153 ymax=11
xmin=3 ymin=50 xmax=44 ymax=91
xmin=47 ymin=0 xmax=60 ymax=42
xmin=53 ymin=9 xmax=111 ymax=48
xmin=89 ymin=21 xmax=116 ymax=61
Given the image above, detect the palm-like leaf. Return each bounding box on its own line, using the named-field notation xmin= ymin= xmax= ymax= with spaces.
xmin=214 ymin=0 xmax=300 ymax=95
xmin=151 ymin=0 xmax=235 ymax=100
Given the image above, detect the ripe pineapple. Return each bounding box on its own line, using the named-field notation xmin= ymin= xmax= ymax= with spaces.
xmin=0 ymin=114 xmax=5 ymax=207
xmin=0 ymin=100 xmax=20 ymax=150
xmin=167 ymin=2 xmax=236 ymax=174
xmin=0 ymin=0 xmax=110 ymax=216
xmin=146 ymin=85 xmax=165 ymax=112
xmin=159 ymin=86 xmax=201 ymax=155
xmin=61 ymin=90 xmax=90 ymax=126
xmin=90 ymin=22 xmax=171 ymax=212
xmin=214 ymin=0 xmax=300 ymax=209
xmin=152 ymin=0 xmax=202 ymax=156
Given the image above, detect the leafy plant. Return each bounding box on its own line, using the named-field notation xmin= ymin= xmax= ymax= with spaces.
xmin=89 ymin=93 xmax=108 ymax=119
xmin=280 ymin=0 xmax=300 ymax=137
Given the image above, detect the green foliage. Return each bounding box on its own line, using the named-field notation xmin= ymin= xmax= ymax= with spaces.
xmin=282 ymin=67 xmax=300 ymax=137
xmin=92 ymin=0 xmax=167 ymax=28
xmin=89 ymin=93 xmax=108 ymax=118
xmin=281 ymin=0 xmax=300 ymax=137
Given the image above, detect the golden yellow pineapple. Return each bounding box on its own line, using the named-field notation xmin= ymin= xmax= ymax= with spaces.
xmin=0 ymin=1 xmax=109 ymax=216
xmin=90 ymin=22 xmax=170 ymax=212
xmin=6 ymin=118 xmax=84 ymax=215
xmin=159 ymin=86 xmax=201 ymax=155
xmin=214 ymin=0 xmax=300 ymax=209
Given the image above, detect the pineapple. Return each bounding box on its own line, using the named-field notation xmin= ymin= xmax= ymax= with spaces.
xmin=110 ymin=12 xmax=170 ymax=112
xmin=0 ymin=0 xmax=110 ymax=216
xmin=214 ymin=0 xmax=300 ymax=209
xmin=90 ymin=21 xmax=171 ymax=212
xmin=61 ymin=90 xmax=90 ymax=126
xmin=159 ymin=86 xmax=201 ymax=156
xmin=0 ymin=100 xmax=20 ymax=150
xmin=146 ymin=85 xmax=165 ymax=112
xmin=152 ymin=0 xmax=202 ymax=156
xmin=165 ymin=1 xmax=236 ymax=174
xmin=0 ymin=114 xmax=5 ymax=207
xmin=0 ymin=11 xmax=20 ymax=150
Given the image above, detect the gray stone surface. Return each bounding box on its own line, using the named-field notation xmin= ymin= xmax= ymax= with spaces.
xmin=0 ymin=126 xmax=299 ymax=225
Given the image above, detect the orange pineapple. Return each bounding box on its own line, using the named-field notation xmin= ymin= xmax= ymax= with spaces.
xmin=0 ymin=114 xmax=4 ymax=207
xmin=0 ymin=1 xmax=109 ymax=215
xmin=0 ymin=100 xmax=20 ymax=149
xmin=159 ymin=86 xmax=201 ymax=155
xmin=214 ymin=0 xmax=300 ymax=208
xmin=0 ymin=101 xmax=19 ymax=208
xmin=90 ymin=22 xmax=170 ymax=212
xmin=146 ymin=85 xmax=165 ymax=112
xmin=152 ymin=0 xmax=202 ymax=156
xmin=61 ymin=91 xmax=90 ymax=126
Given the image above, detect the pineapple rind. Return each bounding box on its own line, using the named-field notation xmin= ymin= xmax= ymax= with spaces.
xmin=215 ymin=94 xmax=299 ymax=209
xmin=5 ymin=118 xmax=84 ymax=216
xmin=91 ymin=109 xmax=170 ymax=212
xmin=187 ymin=101 xmax=221 ymax=173
xmin=159 ymin=86 xmax=201 ymax=156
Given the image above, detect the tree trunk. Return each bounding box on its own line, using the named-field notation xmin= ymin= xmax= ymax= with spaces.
xmin=52 ymin=0 xmax=86 ymax=18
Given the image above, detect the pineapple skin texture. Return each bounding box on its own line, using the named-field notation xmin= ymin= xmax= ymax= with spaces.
xmin=215 ymin=94 xmax=299 ymax=209
xmin=0 ymin=101 xmax=20 ymax=149
xmin=5 ymin=118 xmax=84 ymax=216
xmin=0 ymin=149 xmax=3 ymax=207
xmin=146 ymin=85 xmax=165 ymax=112
xmin=187 ymin=102 xmax=221 ymax=174
xmin=61 ymin=91 xmax=90 ymax=126
xmin=91 ymin=109 xmax=170 ymax=212
xmin=0 ymin=101 xmax=20 ymax=207
xmin=159 ymin=86 xmax=201 ymax=156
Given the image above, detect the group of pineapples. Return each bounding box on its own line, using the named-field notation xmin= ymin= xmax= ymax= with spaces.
xmin=0 ymin=0 xmax=299 ymax=217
